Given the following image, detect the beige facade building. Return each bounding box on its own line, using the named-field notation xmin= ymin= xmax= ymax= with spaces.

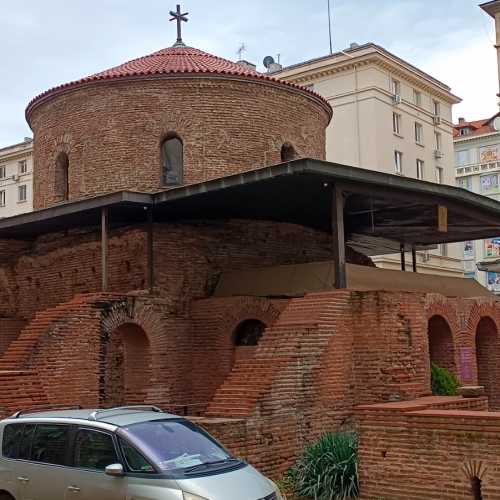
xmin=0 ymin=139 xmax=34 ymax=218
xmin=276 ymin=43 xmax=463 ymax=276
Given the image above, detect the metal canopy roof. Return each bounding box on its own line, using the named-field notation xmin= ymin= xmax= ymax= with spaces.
xmin=1 ymin=159 xmax=500 ymax=256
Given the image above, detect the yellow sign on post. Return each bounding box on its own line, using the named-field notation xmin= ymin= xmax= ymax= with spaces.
xmin=438 ymin=205 xmax=448 ymax=233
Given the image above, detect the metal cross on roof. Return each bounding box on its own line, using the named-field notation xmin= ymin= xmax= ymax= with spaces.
xmin=170 ymin=4 xmax=189 ymax=47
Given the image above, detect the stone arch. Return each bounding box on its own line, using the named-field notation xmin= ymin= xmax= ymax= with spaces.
xmin=100 ymin=298 xmax=168 ymax=406
xmin=232 ymin=318 xmax=266 ymax=365
xmin=428 ymin=314 xmax=457 ymax=376
xmin=102 ymin=322 xmax=152 ymax=407
xmin=475 ymin=316 xmax=499 ymax=407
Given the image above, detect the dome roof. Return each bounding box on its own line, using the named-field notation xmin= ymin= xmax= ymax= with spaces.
xmin=26 ymin=45 xmax=331 ymax=122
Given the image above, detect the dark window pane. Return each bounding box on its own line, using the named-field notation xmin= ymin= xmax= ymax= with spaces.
xmin=120 ymin=438 xmax=155 ymax=473
xmin=162 ymin=137 xmax=183 ymax=185
xmin=74 ymin=430 xmax=118 ymax=471
xmin=18 ymin=424 xmax=36 ymax=460
xmin=2 ymin=424 xmax=23 ymax=458
xmin=31 ymin=425 xmax=69 ymax=465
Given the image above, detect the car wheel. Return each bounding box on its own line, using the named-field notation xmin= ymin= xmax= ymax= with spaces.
xmin=0 ymin=494 xmax=15 ymax=500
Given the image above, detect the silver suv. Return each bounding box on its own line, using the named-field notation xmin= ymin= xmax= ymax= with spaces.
xmin=0 ymin=406 xmax=284 ymax=500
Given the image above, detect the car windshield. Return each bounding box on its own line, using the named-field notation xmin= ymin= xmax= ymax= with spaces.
xmin=119 ymin=419 xmax=233 ymax=473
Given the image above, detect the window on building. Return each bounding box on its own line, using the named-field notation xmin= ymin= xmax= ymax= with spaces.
xmin=0 ymin=190 xmax=5 ymax=207
xmin=391 ymin=78 xmax=401 ymax=95
xmin=393 ymin=113 xmax=402 ymax=135
xmin=394 ymin=151 xmax=403 ymax=174
xmin=456 ymin=177 xmax=472 ymax=191
xmin=0 ymin=166 xmax=5 ymax=179
xmin=480 ymin=174 xmax=499 ymax=192
xmin=433 ymin=100 xmax=441 ymax=116
xmin=18 ymin=184 xmax=27 ymax=203
xmin=435 ymin=166 xmax=443 ymax=184
xmin=415 ymin=122 xmax=424 ymax=144
xmin=413 ymin=89 xmax=422 ymax=106
xmin=455 ymin=149 xmax=471 ymax=166
xmin=440 ymin=243 xmax=448 ymax=257
xmin=464 ymin=241 xmax=474 ymax=259
xmin=281 ymin=142 xmax=298 ymax=162
xmin=434 ymin=132 xmax=442 ymax=151
xmin=18 ymin=160 xmax=27 ymax=174
xmin=460 ymin=127 xmax=471 ymax=136
xmin=416 ymin=159 xmax=424 ymax=180
xmin=161 ymin=135 xmax=183 ymax=186
xmin=55 ymin=152 xmax=69 ymax=201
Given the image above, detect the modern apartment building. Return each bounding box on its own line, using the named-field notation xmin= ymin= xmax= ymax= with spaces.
xmin=0 ymin=138 xmax=34 ymax=217
xmin=454 ymin=115 xmax=500 ymax=291
xmin=276 ymin=43 xmax=463 ymax=276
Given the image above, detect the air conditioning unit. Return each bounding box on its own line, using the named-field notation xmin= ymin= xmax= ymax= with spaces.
xmin=12 ymin=174 xmax=20 ymax=182
xmin=392 ymin=94 xmax=402 ymax=105
xmin=433 ymin=115 xmax=441 ymax=126
xmin=434 ymin=149 xmax=444 ymax=159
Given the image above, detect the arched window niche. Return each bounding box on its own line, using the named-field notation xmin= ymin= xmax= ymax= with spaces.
xmin=161 ymin=134 xmax=183 ymax=186
xmin=281 ymin=142 xmax=298 ymax=162
xmin=55 ymin=152 xmax=69 ymax=201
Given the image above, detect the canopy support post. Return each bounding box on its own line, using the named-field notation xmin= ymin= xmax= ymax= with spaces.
xmin=332 ymin=185 xmax=347 ymax=289
xmin=147 ymin=207 xmax=155 ymax=292
xmin=412 ymin=246 xmax=417 ymax=273
xmin=400 ymin=243 xmax=406 ymax=272
xmin=101 ymin=207 xmax=109 ymax=292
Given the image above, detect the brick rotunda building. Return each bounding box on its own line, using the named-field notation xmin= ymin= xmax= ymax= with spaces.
xmin=7 ymin=12 xmax=500 ymax=495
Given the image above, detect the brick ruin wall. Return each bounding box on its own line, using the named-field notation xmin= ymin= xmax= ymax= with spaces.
xmin=29 ymin=78 xmax=330 ymax=209
xmin=356 ymin=401 xmax=500 ymax=500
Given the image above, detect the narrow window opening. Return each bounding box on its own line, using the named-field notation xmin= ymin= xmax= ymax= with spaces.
xmin=281 ymin=142 xmax=297 ymax=162
xmin=471 ymin=476 xmax=483 ymax=500
xmin=161 ymin=135 xmax=183 ymax=185
xmin=55 ymin=152 xmax=69 ymax=201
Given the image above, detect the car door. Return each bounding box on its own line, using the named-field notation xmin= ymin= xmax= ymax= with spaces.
xmin=21 ymin=423 xmax=71 ymax=500
xmin=64 ymin=427 xmax=125 ymax=500
xmin=0 ymin=423 xmax=25 ymax=500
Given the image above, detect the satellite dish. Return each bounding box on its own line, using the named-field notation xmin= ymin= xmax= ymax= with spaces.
xmin=263 ymin=56 xmax=275 ymax=69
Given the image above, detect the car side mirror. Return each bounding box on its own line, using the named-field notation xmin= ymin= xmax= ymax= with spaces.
xmin=105 ymin=463 xmax=125 ymax=477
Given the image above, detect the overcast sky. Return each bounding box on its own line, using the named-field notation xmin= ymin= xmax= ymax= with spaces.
xmin=0 ymin=0 xmax=497 ymax=148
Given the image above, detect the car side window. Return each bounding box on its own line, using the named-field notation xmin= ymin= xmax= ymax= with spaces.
xmin=2 ymin=424 xmax=23 ymax=458
xmin=31 ymin=424 xmax=69 ymax=465
xmin=119 ymin=438 xmax=155 ymax=473
xmin=18 ymin=424 xmax=36 ymax=460
xmin=74 ymin=429 xmax=119 ymax=471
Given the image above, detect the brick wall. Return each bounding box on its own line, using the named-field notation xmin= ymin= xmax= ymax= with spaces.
xmin=29 ymin=78 xmax=330 ymax=209
xmin=0 ymin=319 xmax=26 ymax=355
xmin=356 ymin=399 xmax=500 ymax=500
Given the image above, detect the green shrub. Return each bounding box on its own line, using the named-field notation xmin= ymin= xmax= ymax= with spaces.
xmin=288 ymin=432 xmax=359 ymax=500
xmin=431 ymin=362 xmax=460 ymax=396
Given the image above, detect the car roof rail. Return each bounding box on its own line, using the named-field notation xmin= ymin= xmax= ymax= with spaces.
xmin=10 ymin=405 xmax=83 ymax=419
xmin=88 ymin=405 xmax=163 ymax=421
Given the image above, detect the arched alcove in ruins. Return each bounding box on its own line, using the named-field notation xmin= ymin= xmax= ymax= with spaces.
xmin=428 ymin=315 xmax=456 ymax=374
xmin=476 ymin=316 xmax=499 ymax=407
xmin=101 ymin=323 xmax=152 ymax=407
xmin=232 ymin=319 xmax=266 ymax=364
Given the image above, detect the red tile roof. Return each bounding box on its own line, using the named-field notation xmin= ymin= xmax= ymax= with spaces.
xmin=26 ymin=45 xmax=331 ymax=122
xmin=453 ymin=114 xmax=498 ymax=138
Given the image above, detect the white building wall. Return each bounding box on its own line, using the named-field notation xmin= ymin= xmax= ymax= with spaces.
xmin=0 ymin=139 xmax=34 ymax=218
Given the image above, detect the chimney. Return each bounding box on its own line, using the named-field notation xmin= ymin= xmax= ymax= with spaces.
xmin=236 ymin=60 xmax=257 ymax=72
xmin=349 ymin=42 xmax=360 ymax=50
xmin=458 ymin=117 xmax=465 ymax=124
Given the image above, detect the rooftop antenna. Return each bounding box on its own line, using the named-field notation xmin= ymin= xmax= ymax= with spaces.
xmin=328 ymin=0 xmax=333 ymax=54
xmin=237 ymin=43 xmax=246 ymax=60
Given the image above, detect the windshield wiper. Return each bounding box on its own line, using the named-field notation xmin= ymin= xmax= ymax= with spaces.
xmin=183 ymin=458 xmax=240 ymax=474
